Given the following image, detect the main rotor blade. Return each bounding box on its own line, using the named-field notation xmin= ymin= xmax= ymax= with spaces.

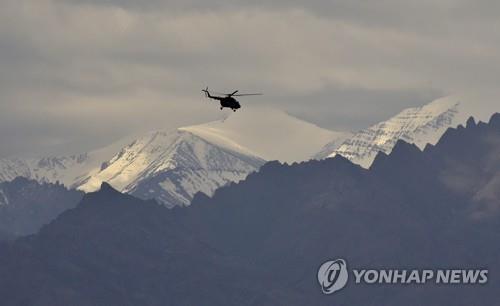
xmin=232 ymin=93 xmax=263 ymax=96
xmin=229 ymin=90 xmax=239 ymax=96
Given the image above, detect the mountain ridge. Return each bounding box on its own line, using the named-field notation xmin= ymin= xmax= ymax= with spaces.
xmin=2 ymin=101 xmax=497 ymax=207
xmin=1 ymin=113 xmax=499 ymax=305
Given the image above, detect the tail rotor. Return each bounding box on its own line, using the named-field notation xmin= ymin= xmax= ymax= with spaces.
xmin=202 ymin=87 xmax=209 ymax=98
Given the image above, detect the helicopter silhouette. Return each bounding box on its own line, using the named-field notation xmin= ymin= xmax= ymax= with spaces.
xmin=202 ymin=87 xmax=262 ymax=111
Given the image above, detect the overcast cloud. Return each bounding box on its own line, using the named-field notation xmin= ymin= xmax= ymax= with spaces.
xmin=1 ymin=0 xmax=499 ymax=157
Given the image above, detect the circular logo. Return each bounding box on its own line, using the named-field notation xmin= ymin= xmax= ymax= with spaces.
xmin=317 ymin=259 xmax=348 ymax=294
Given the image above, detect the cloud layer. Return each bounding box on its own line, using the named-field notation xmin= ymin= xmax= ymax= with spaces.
xmin=1 ymin=0 xmax=499 ymax=157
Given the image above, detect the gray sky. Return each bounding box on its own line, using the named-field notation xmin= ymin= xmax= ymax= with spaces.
xmin=1 ymin=0 xmax=499 ymax=158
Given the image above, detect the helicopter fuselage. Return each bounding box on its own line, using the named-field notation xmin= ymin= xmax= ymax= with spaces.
xmin=219 ymin=96 xmax=241 ymax=110
xmin=208 ymin=95 xmax=240 ymax=111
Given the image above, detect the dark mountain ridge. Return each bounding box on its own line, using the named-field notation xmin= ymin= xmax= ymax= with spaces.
xmin=0 ymin=177 xmax=83 ymax=238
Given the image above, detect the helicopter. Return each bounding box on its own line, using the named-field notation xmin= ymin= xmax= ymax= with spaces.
xmin=202 ymin=87 xmax=262 ymax=111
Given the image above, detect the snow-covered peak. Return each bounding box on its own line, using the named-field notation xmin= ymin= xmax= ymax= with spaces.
xmin=324 ymin=95 xmax=499 ymax=168
xmin=72 ymin=107 xmax=348 ymax=206
xmin=77 ymin=129 xmax=264 ymax=206
xmin=78 ymin=130 xmax=182 ymax=192
xmin=0 ymin=136 xmax=133 ymax=188
xmin=182 ymin=106 xmax=348 ymax=163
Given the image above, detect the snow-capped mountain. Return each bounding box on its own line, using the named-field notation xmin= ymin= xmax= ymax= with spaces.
xmin=0 ymin=137 xmax=132 ymax=188
xmin=78 ymin=130 xmax=264 ymax=207
xmin=75 ymin=108 xmax=346 ymax=206
xmin=0 ymin=130 xmax=263 ymax=208
xmin=319 ymin=95 xmax=498 ymax=168
xmin=0 ymin=107 xmax=351 ymax=207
